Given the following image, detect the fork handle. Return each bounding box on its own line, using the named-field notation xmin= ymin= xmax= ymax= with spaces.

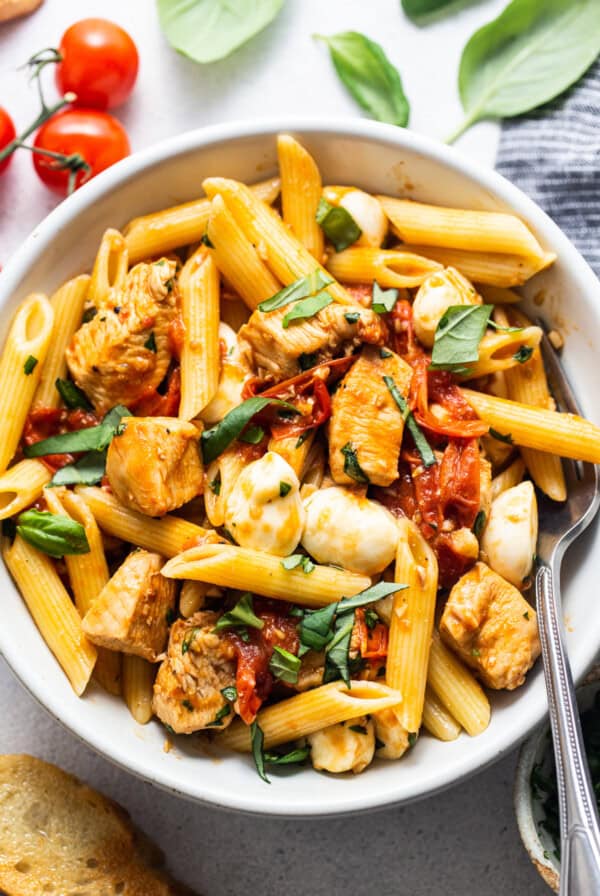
xmin=536 ymin=563 xmax=600 ymax=895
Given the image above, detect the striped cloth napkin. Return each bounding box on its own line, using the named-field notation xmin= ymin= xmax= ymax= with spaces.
xmin=495 ymin=59 xmax=600 ymax=279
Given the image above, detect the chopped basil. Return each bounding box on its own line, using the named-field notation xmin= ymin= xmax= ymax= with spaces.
xmin=488 ymin=427 xmax=513 ymax=444
xmin=182 ymin=699 xmax=194 ymax=711
xmin=239 ymin=425 xmax=265 ymax=444
xmin=164 ymin=723 xmax=176 ymax=736
xmin=263 ymin=746 xmax=310 ymax=766
xmin=281 ymin=554 xmax=315 ymax=574
xmin=16 ymin=509 xmax=90 ymax=559
xmin=282 ymin=291 xmax=332 ymax=328
xmin=181 ymin=626 xmax=200 ymax=655
xmin=288 ymin=606 xmax=304 ymax=619
xmin=279 ymin=481 xmax=292 ymax=497
xmin=408 ymin=732 xmax=418 ymax=747
xmin=250 ymin=720 xmax=270 ymax=784
xmin=514 ymin=345 xmax=534 ymax=364
xmin=295 ymin=431 xmax=310 ymax=449
xmin=323 ymin=614 xmax=355 ymax=686
xmin=337 ymin=581 xmax=406 ymax=615
xmin=23 ymin=355 xmax=38 ymax=375
xmin=221 ymin=686 xmax=238 ymax=702
xmin=298 ymin=351 xmax=318 ymax=370
xmin=144 ymin=331 xmax=157 ymax=352
xmin=471 ymin=647 xmax=481 ymax=657
xmin=472 ymin=510 xmax=486 ymax=538
xmin=258 ymin=270 xmax=333 ymax=313
xmin=82 ymin=306 xmax=97 ymax=323
xmin=209 ymin=474 xmax=221 ymax=495
xmin=201 ymin=397 xmax=298 ymax=464
xmin=364 ymin=608 xmax=379 ymax=630
xmin=49 ymin=450 xmax=108 ymax=487
xmin=207 ymin=703 xmax=231 ymax=726
xmin=341 ymin=442 xmax=370 ymax=484
xmin=429 ymin=304 xmax=493 ymax=371
xmin=213 ymin=593 xmax=264 ymax=633
xmin=349 ymin=724 xmax=368 ymax=735
xmin=316 ymin=197 xmax=362 ymax=251
xmin=55 ymin=378 xmax=93 ymax=410
xmin=488 ymin=320 xmax=523 ymax=334
xmin=269 ymin=646 xmax=301 ymax=684
xmin=380 ymin=348 xmax=393 ymax=359
xmin=524 ymin=611 xmax=530 ymax=620
xmin=298 ymin=604 xmax=337 ymax=652
xmin=382 ymin=375 xmax=436 ymax=468
xmin=200 ymin=231 xmax=214 ymax=248
xmin=371 ymin=282 xmax=398 ymax=315
xmin=24 ymin=405 xmax=130 ymax=458
xmin=344 ymin=312 xmax=361 ymax=324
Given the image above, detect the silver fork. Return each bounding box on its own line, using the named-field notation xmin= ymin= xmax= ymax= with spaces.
xmin=535 ymin=327 xmax=600 ymax=894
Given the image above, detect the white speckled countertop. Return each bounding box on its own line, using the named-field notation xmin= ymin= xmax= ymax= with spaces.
xmin=0 ymin=1 xmax=548 ymax=892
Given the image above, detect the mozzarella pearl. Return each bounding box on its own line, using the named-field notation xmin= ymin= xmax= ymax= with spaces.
xmin=481 ymin=480 xmax=538 ymax=587
xmin=308 ymin=717 xmax=375 ymax=774
xmin=339 ymin=190 xmax=388 ymax=248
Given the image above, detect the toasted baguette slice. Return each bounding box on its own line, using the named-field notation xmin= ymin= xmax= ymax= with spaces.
xmin=0 ymin=754 xmax=195 ymax=895
xmin=0 ymin=0 xmax=43 ymax=22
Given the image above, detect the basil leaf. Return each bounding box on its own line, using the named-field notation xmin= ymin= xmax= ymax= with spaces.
xmin=144 ymin=331 xmax=157 ymax=352
xmin=81 ymin=306 xmax=97 ymax=323
xmin=514 ymin=345 xmax=534 ymax=364
xmin=207 ymin=703 xmax=231 ymax=726
xmin=316 ymin=198 xmax=362 ymax=252
xmin=371 ymin=282 xmax=398 ymax=315
xmin=239 ymin=425 xmax=265 ymax=445
xmin=430 ymin=305 xmax=493 ymax=370
xmin=24 ymin=355 xmax=38 ymax=375
xmin=181 ymin=626 xmax=200 ymax=655
xmin=281 ymin=292 xmax=332 ymax=329
xmin=298 ymin=604 xmax=337 ymax=652
xmin=221 ymin=686 xmax=238 ymax=702
xmin=263 ymin=747 xmax=310 ymax=766
xmin=345 ymin=312 xmax=361 ymax=324
xmin=49 ymin=450 xmax=108 ymax=487
xmin=337 ymin=581 xmax=407 ymax=615
xmin=401 ymin=0 xmax=457 ymax=18
xmin=298 ymin=351 xmax=318 ymax=371
xmin=23 ymin=405 xmax=130 ymax=458
xmin=250 ymin=720 xmax=270 ymax=784
xmin=209 ymin=474 xmax=221 ymax=495
xmin=341 ymin=442 xmax=370 ymax=484
xmin=323 ymin=614 xmax=355 ymax=687
xmin=16 ymin=509 xmax=90 ymax=558
xmin=382 ymin=376 xmax=436 ymax=468
xmin=489 ymin=427 xmax=513 ymax=444
xmin=269 ymin=646 xmax=301 ymax=684
xmin=315 ymin=31 xmax=410 ymax=127
xmin=473 ymin=510 xmax=486 ymax=538
xmin=213 ymin=593 xmax=264 ymax=633
xmin=55 ymin=378 xmax=93 ymax=411
xmin=258 ymin=271 xmax=333 ymax=313
xmin=281 ymin=554 xmax=314 ymax=574
xmin=157 ymin=0 xmax=284 ymax=64
xmin=279 ymin=481 xmax=291 ymax=497
xmin=201 ymin=397 xmax=298 ymax=464
xmin=448 ymin=0 xmax=600 ymax=143
xmin=408 ymin=731 xmax=418 ymax=747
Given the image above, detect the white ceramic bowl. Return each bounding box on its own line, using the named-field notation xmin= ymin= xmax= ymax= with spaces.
xmin=2 ymin=120 xmax=600 ymax=816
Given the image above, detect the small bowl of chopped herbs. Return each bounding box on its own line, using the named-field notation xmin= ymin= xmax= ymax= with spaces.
xmin=514 ymin=665 xmax=600 ymax=892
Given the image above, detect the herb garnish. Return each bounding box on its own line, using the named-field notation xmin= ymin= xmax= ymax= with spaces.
xmin=201 ymin=397 xmax=298 ymax=464
xmin=221 ymin=686 xmax=238 ymax=702
xmin=341 ymin=442 xmax=370 ymax=484
xmin=281 ymin=554 xmax=315 ymax=575
xmin=181 ymin=626 xmax=200 ymax=655
xmin=282 ymin=292 xmax=332 ymax=328
xmin=371 ymin=282 xmax=398 ymax=315
xmin=144 ymin=331 xmax=157 ymax=352
xmin=16 ymin=509 xmax=90 ymax=558
xmin=23 ymin=355 xmax=38 ymax=375
xmin=344 ymin=312 xmax=361 ymax=324
xmin=239 ymin=425 xmax=265 ymax=445
xmin=315 ymin=198 xmax=362 ymax=252
xmin=213 ymin=593 xmax=264 ymax=634
xmin=279 ymin=481 xmax=291 ymax=497
xmin=430 ymin=304 xmax=493 ymax=371
xmin=258 ymin=271 xmax=333 ymax=313
xmin=207 ymin=703 xmax=231 ymax=726
xmin=55 ymin=378 xmax=93 ymax=410
xmin=514 ymin=345 xmax=534 ymax=364
xmin=269 ymin=646 xmax=301 ymax=684
xmin=383 ymin=375 xmax=436 ymax=468
xmin=488 ymin=427 xmax=513 ymax=445
xmin=209 ymin=474 xmax=221 ymax=495
xmin=250 ymin=720 xmax=269 ymax=783
xmin=472 ymin=510 xmax=486 ymax=539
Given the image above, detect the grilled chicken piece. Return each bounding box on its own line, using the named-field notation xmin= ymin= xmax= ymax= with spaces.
xmin=82 ymin=550 xmax=176 ymax=662
xmin=328 ymin=346 xmax=413 ymax=487
xmin=66 ymin=258 xmax=177 ymax=413
xmin=238 ymin=302 xmax=386 ymax=380
xmin=440 ymin=561 xmax=540 ymax=690
xmin=308 ymin=716 xmax=375 ymax=774
xmin=152 ymin=611 xmax=236 ymax=734
xmin=106 ymin=416 xmax=204 ymax=517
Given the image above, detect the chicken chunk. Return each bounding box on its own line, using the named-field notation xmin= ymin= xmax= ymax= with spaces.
xmin=373 ymin=707 xmax=410 ymax=760
xmin=66 ymin=258 xmax=178 ymax=413
xmin=308 ymin=717 xmax=375 ymax=774
xmin=82 ymin=549 xmax=176 ymax=662
xmin=106 ymin=416 xmax=204 ymax=517
xmin=328 ymin=346 xmax=413 ymax=487
xmin=238 ymin=301 xmax=386 ymax=380
xmin=440 ymin=561 xmax=540 ymax=690
xmin=152 ymin=611 xmax=237 ymax=734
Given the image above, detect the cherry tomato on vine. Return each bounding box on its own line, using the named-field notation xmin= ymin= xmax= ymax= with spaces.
xmin=56 ymin=18 xmax=139 ymax=111
xmin=33 ymin=108 xmax=130 ymax=194
xmin=0 ymin=108 xmax=17 ymax=174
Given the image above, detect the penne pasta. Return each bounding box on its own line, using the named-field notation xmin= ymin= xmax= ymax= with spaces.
xmin=477 ymin=284 xmax=522 ymax=304
xmin=277 ymin=134 xmax=324 ymax=260
xmin=32 ymin=275 xmax=90 ymax=409
xmin=457 ymin=326 xmax=543 ymax=381
xmin=161 ymin=543 xmax=371 ymax=608
xmin=122 ymin=654 xmax=155 ymax=724
xmin=88 ymin=228 xmax=128 ymax=308
xmin=427 ymin=631 xmax=490 ymax=737
xmin=268 ymin=430 xmax=316 ymax=479
xmin=325 ymin=247 xmax=442 ymax=289
xmin=491 ymin=456 xmax=526 ymax=501
xmin=394 ymin=243 xmax=555 ymax=288
xmin=0 ymin=293 xmax=54 ymax=474
xmin=178 ymin=249 xmax=220 ymax=420
xmin=204 ymin=449 xmax=248 ymax=527
xmin=219 ymin=680 xmax=402 ymax=751
xmin=422 ymin=687 xmax=462 ymax=742
xmin=124 ymin=177 xmax=281 ymax=265
xmin=3 ymin=535 xmax=97 ymax=696
xmin=386 ymin=519 xmax=438 ymax=734
xmin=0 ymin=459 xmax=52 ymax=520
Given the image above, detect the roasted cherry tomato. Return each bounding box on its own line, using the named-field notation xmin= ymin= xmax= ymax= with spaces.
xmin=56 ymin=18 xmax=139 ymax=110
xmin=33 ymin=108 xmax=130 ymax=193
xmin=0 ymin=107 xmax=16 ymax=174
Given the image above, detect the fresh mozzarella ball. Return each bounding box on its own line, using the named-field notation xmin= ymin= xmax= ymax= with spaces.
xmin=302 ymin=487 xmax=399 ymax=575
xmin=201 ymin=323 xmax=249 ymax=425
xmin=339 ymin=190 xmax=388 ymax=248
xmin=373 ymin=707 xmax=409 ymax=760
xmin=308 ymin=717 xmax=375 ymax=774
xmin=481 ymin=481 xmax=538 ymax=587
xmin=412 ymin=267 xmax=480 ymax=348
xmin=224 ymin=452 xmax=305 ymax=557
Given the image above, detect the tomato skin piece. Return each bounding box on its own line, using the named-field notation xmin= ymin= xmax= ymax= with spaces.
xmin=56 ymin=18 xmax=139 ymax=110
xmin=0 ymin=107 xmax=16 ymax=174
xmin=32 ymin=108 xmax=130 ymax=193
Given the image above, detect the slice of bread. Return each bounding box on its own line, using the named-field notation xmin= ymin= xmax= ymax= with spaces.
xmin=0 ymin=754 xmax=196 ymax=895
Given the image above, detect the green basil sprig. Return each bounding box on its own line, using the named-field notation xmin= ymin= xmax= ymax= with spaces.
xmin=213 ymin=593 xmax=264 ymax=634
xmin=156 ymin=0 xmax=284 ymax=64
xmin=16 ymin=509 xmax=90 ymax=558
xmin=448 ymin=0 xmax=600 ymax=143
xmin=316 ymin=198 xmax=362 ymax=252
xmin=401 ymin=0 xmax=458 ymax=18
xmin=201 ymin=396 xmax=298 ymax=464
xmin=429 ymin=305 xmax=493 ymax=371
xmin=371 ymin=282 xmax=399 ymax=315
xmin=383 ymin=376 xmax=436 ymax=469
xmin=269 ymin=646 xmax=301 ymax=684
xmin=55 ymin=378 xmax=93 ymax=411
xmin=258 ymin=271 xmax=333 ymax=313
xmin=315 ymin=31 xmax=410 ymax=127
xmin=341 ymin=443 xmax=370 ymax=484
xmin=24 ymin=405 xmax=130 ymax=459
xmin=50 ymin=450 xmax=110 ymax=487
xmin=282 ymin=292 xmax=332 ymax=328
xmin=250 ymin=720 xmax=310 ymax=783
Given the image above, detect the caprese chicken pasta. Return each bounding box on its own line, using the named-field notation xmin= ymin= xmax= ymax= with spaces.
xmin=3 ymin=135 xmax=600 ymax=780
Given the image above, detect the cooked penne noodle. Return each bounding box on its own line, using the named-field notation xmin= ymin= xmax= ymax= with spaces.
xmin=428 ymin=631 xmax=490 ymax=737
xmin=461 ymin=389 xmax=600 ymax=463
xmin=207 ymin=194 xmax=281 ymax=309
xmin=178 ymin=249 xmax=220 ymax=420
xmin=123 ymin=177 xmax=281 ymax=265
xmin=88 ymin=228 xmax=128 ymax=308
xmin=202 ymin=177 xmax=353 ymax=305
xmin=477 ymin=284 xmax=522 ymax=304
xmin=0 ymin=293 xmax=53 ymax=474
xmin=219 ymin=680 xmax=402 ymax=751
xmin=122 ymin=654 xmax=155 ymax=724
xmin=278 ymin=134 xmax=324 ymax=260
xmin=422 ymin=687 xmax=462 ymax=742
xmin=377 ymin=197 xmax=550 ymax=262
xmin=387 ymin=519 xmax=438 ymax=734
xmin=326 ymin=247 xmax=442 ymax=288
xmin=457 ymin=326 xmax=543 ymax=381
xmin=268 ymin=430 xmax=315 ymax=478
xmin=161 ymin=543 xmax=371 ymax=607
xmin=0 ymin=459 xmax=52 ymax=520
xmin=32 ymin=275 xmax=90 ymax=409
xmin=75 ymin=486 xmax=206 ymax=557
xmin=491 ymin=456 xmax=526 ymax=501
xmin=3 ymin=535 xmax=97 ymax=696
xmin=395 ymin=244 xmax=555 ymax=288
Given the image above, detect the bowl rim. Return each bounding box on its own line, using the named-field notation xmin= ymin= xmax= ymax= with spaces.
xmin=2 ymin=117 xmax=600 ymax=817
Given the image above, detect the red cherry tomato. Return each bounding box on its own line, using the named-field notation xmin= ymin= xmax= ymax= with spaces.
xmin=0 ymin=107 xmax=17 ymax=174
xmin=56 ymin=18 xmax=139 ymax=110
xmin=33 ymin=108 xmax=130 ymax=193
